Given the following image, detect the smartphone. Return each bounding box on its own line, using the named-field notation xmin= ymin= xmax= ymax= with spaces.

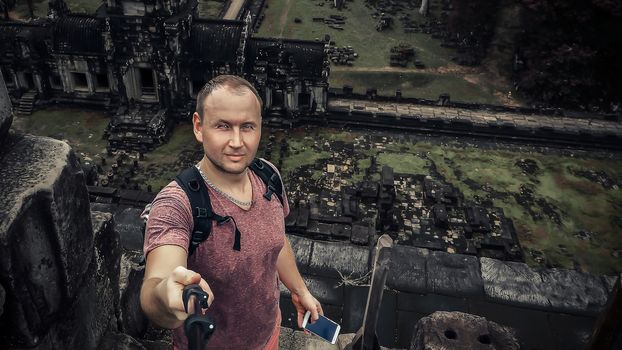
xmin=301 ymin=311 xmax=341 ymax=344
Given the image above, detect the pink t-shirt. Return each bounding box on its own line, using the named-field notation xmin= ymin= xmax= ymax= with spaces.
xmin=144 ymin=163 xmax=290 ymax=350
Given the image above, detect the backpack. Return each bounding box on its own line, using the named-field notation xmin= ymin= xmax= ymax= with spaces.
xmin=144 ymin=158 xmax=284 ymax=256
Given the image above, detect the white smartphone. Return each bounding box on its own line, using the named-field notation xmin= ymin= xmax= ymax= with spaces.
xmin=301 ymin=311 xmax=341 ymax=344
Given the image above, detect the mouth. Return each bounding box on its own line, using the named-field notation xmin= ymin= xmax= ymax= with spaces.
xmin=225 ymin=154 xmax=245 ymax=160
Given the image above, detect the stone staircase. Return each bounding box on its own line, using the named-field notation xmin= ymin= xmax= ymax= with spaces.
xmin=16 ymin=91 xmax=37 ymax=115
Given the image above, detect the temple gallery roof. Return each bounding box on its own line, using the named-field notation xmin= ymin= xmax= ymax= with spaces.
xmin=53 ymin=15 xmax=105 ymax=54
xmin=246 ymin=38 xmax=325 ymax=78
xmin=190 ymin=19 xmax=244 ymax=62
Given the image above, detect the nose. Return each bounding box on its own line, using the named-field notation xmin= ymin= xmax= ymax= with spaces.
xmin=229 ymin=127 xmax=243 ymax=148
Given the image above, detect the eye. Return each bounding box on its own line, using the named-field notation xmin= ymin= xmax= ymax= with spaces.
xmin=215 ymin=123 xmax=230 ymax=129
xmin=241 ymin=124 xmax=255 ymax=130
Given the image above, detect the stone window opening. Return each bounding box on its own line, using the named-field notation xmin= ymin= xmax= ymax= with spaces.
xmin=139 ymin=68 xmax=156 ymax=97
xmin=191 ymin=79 xmax=206 ymax=97
xmin=95 ymin=73 xmax=110 ymax=92
xmin=71 ymin=72 xmax=89 ymax=92
xmin=50 ymin=73 xmax=63 ymax=90
xmin=1 ymin=68 xmax=14 ymax=87
xmin=298 ymin=92 xmax=311 ymax=109
xmin=23 ymin=72 xmax=35 ymax=90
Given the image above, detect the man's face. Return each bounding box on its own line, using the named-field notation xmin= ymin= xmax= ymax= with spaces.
xmin=192 ymin=86 xmax=262 ymax=175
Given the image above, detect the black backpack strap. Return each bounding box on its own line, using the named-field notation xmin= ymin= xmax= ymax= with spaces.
xmin=249 ymin=158 xmax=284 ymax=206
xmin=175 ymin=166 xmax=241 ymax=255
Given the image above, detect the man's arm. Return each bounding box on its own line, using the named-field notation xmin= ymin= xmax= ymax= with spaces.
xmin=140 ymin=245 xmax=213 ymax=329
xmin=277 ymin=236 xmax=323 ymax=327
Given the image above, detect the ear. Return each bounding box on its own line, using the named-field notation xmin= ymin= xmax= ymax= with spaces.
xmin=192 ymin=112 xmax=204 ymax=143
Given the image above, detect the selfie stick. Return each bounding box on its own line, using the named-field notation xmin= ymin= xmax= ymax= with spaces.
xmin=183 ymin=284 xmax=215 ymax=350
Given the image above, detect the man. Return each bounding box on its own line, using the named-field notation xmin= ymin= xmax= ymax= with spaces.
xmin=140 ymin=75 xmax=322 ymax=349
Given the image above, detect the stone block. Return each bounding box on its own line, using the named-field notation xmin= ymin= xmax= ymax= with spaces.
xmin=410 ymin=311 xmax=519 ymax=350
xmin=32 ymin=211 xmax=119 ymax=349
xmin=341 ymin=285 xmax=367 ymax=333
xmin=287 ymin=234 xmax=313 ymax=273
xmin=427 ymin=251 xmax=483 ymax=298
xmin=396 ymin=292 xmax=469 ymax=315
xmin=114 ymin=207 xmax=145 ymax=250
xmin=468 ymin=299 xmax=555 ymax=350
xmin=0 ymin=283 xmax=5 ymax=317
xmin=548 ymin=312 xmax=595 ymax=350
xmin=539 ymin=268 xmax=609 ymax=315
xmin=386 ymin=245 xmax=428 ymax=294
xmin=0 ymin=71 xmax=12 ymax=146
xmin=305 ymin=275 xmax=344 ymax=306
xmin=309 ymin=240 xmax=370 ymax=279
xmin=119 ymin=250 xmax=148 ymax=338
xmin=480 ymin=257 xmax=549 ymax=308
xmin=0 ymin=135 xmax=93 ymax=347
xmin=397 ymin=310 xmax=426 ymax=348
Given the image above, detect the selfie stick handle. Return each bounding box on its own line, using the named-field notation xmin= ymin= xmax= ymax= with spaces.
xmin=183 ymin=284 xmax=215 ymax=350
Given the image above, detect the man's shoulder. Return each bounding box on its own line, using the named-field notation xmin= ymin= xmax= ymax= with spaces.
xmin=152 ymin=180 xmax=189 ymax=205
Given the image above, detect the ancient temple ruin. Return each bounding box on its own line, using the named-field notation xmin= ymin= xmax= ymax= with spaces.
xmin=0 ymin=0 xmax=330 ymax=151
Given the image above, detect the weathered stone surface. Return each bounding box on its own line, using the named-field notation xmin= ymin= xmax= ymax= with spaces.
xmin=410 ymin=311 xmax=519 ymax=350
xmin=114 ymin=207 xmax=145 ymax=250
xmin=30 ymin=210 xmax=119 ymax=349
xmin=540 ymin=268 xmax=609 ymax=315
xmin=427 ymin=251 xmax=483 ymax=298
xmin=119 ymin=250 xmax=148 ymax=338
xmin=281 ymin=274 xmax=343 ymax=306
xmin=0 ymin=71 xmax=12 ymax=146
xmin=481 ymin=257 xmax=609 ymax=314
xmin=309 ymin=240 xmax=370 ymax=279
xmin=97 ymin=331 xmax=146 ymax=350
xmin=481 ymin=257 xmax=549 ymax=308
xmin=0 ymin=134 xmax=92 ymax=347
xmin=287 ymin=234 xmax=313 ymax=273
xmin=387 ymin=245 xmax=428 ymax=294
xmin=0 ymin=283 xmax=5 ymax=317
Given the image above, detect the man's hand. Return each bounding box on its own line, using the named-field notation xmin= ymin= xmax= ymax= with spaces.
xmin=155 ymin=266 xmax=214 ymax=321
xmin=291 ymin=290 xmax=323 ymax=328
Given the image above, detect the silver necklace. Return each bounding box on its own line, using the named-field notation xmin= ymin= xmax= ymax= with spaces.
xmin=195 ymin=164 xmax=254 ymax=207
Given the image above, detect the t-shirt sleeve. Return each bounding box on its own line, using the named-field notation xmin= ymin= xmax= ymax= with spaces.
xmin=143 ymin=182 xmax=194 ymax=257
xmin=260 ymin=158 xmax=290 ymax=217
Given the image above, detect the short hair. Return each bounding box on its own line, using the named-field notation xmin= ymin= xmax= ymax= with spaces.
xmin=195 ymin=75 xmax=263 ymax=121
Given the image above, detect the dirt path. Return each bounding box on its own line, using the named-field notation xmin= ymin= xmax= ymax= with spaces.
xmin=223 ymin=0 xmax=245 ymax=19
xmin=329 ymin=63 xmax=480 ymax=75
xmin=278 ymin=0 xmax=293 ymax=37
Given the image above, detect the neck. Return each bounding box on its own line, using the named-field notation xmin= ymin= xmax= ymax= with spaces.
xmin=199 ymin=157 xmax=248 ymax=190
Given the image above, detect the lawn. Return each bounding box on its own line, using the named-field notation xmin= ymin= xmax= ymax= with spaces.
xmin=271 ymin=126 xmax=622 ymax=275
xmin=12 ymin=0 xmax=102 ymax=17
xmin=329 ymin=70 xmax=500 ymax=103
xmin=256 ymin=0 xmax=504 ymax=104
xmin=257 ymin=0 xmax=454 ymax=68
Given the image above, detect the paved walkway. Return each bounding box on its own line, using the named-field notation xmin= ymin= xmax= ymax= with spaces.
xmin=223 ymin=0 xmax=246 ymax=19
xmin=328 ymin=99 xmax=622 ymax=139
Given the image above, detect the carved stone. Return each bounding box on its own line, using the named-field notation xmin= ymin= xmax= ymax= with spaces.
xmin=410 ymin=311 xmax=520 ymax=350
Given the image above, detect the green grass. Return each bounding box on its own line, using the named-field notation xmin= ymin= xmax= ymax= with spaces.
xmin=329 ymin=71 xmax=500 ymax=103
xmin=10 ymin=107 xmax=110 ymax=158
xmin=197 ymin=0 xmax=224 ymax=18
xmin=258 ymin=0 xmax=454 ymax=68
xmin=132 ymin=123 xmax=202 ymax=191
xmin=376 ymin=152 xmax=428 ymax=175
xmin=423 ymin=143 xmax=622 ymax=274
xmin=12 ymin=0 xmax=101 ymax=17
